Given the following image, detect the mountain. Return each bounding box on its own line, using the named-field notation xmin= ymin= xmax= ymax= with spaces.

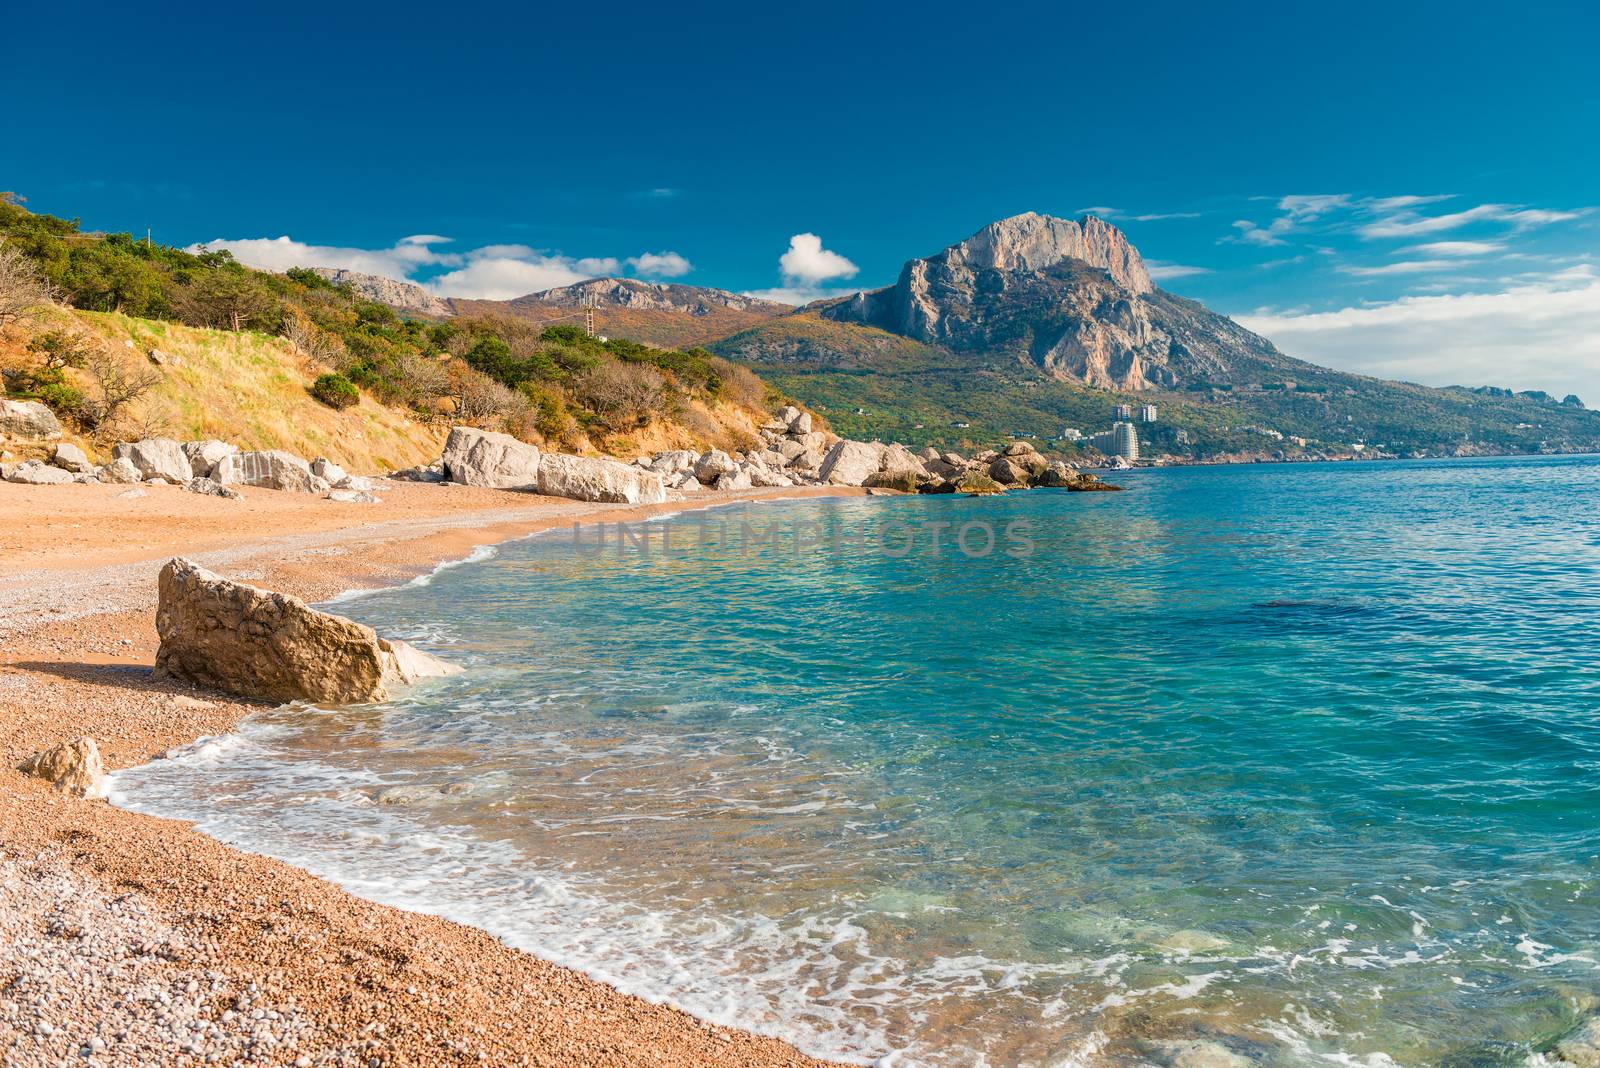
xmin=715 ymin=213 xmax=1600 ymax=457
xmin=452 ymin=278 xmax=791 ymax=349
xmin=309 ymin=268 xmax=453 ymax=319
xmin=812 ymin=212 xmax=1307 ymax=391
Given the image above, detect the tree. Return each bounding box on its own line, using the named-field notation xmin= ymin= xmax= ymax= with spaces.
xmin=0 ymin=239 xmax=56 ymax=327
xmin=77 ymin=347 xmax=162 ymax=438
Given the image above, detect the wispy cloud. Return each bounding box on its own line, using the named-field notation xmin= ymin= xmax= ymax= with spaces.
xmin=194 ymin=234 xmax=693 ymax=300
xmin=1227 ymin=194 xmax=1351 ymax=246
xmin=1337 ymin=258 xmax=1467 ymax=277
xmin=1359 ymin=203 xmax=1584 ymax=239
xmin=1398 ymin=240 xmax=1504 ymax=257
xmin=1146 ymin=260 xmax=1212 ymax=280
xmin=1237 ymin=265 xmax=1600 ymax=400
xmin=1131 ymin=211 xmax=1203 ymax=222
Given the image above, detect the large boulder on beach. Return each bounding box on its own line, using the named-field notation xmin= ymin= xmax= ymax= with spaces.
xmin=182 ymin=440 xmax=238 ymax=478
xmin=154 ymin=558 xmax=460 ymax=705
xmin=879 ymin=442 xmax=928 ymax=479
xmin=6 ymin=460 xmax=75 ymax=485
xmin=18 ymin=736 xmax=105 ymax=797
xmin=818 ymin=440 xmax=884 ymax=486
xmin=112 ymin=437 xmax=191 ymax=483
xmin=0 ymin=399 xmax=62 ymax=442
xmin=439 ymin=426 xmax=541 ymax=489
xmin=648 ymin=449 xmax=699 ymax=475
xmin=537 ymin=452 xmax=668 ymax=505
xmin=693 ymin=449 xmax=738 ymax=484
xmin=213 ymin=449 xmax=328 ymax=493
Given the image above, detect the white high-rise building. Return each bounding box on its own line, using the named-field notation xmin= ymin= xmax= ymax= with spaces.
xmin=1113 ymin=403 xmax=1133 ymax=421
xmin=1138 ymin=404 xmax=1158 ymax=423
xmin=1112 ymin=421 xmax=1139 ymax=460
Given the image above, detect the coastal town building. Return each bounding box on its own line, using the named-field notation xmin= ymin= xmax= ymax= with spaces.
xmin=1060 ymin=428 xmax=1083 ymax=442
xmin=1113 ymin=403 xmax=1133 ymax=421
xmin=1138 ymin=405 xmax=1158 ymax=423
xmin=1089 ymin=421 xmax=1140 ymax=460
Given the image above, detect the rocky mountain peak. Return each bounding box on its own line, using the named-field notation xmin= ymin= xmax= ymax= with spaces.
xmin=520 ymin=278 xmax=787 ymax=317
xmin=941 ymin=212 xmax=1153 ymax=295
xmin=309 ymin=268 xmax=453 ymax=319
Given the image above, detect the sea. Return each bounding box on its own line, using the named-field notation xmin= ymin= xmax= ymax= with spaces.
xmin=109 ymin=455 xmax=1600 ymax=1066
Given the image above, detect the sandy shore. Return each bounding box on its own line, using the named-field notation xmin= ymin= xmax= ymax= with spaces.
xmin=0 ymin=478 xmax=862 ymax=1067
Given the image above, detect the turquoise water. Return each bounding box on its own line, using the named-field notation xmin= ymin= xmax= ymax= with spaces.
xmin=112 ymin=456 xmax=1600 ymax=1066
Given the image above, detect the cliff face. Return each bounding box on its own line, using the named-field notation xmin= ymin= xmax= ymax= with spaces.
xmin=818 ymin=213 xmax=1296 ymax=391
xmin=309 ymin=268 xmax=454 ymax=319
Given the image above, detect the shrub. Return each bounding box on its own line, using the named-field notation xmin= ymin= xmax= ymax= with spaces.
xmin=312 ymin=372 xmax=360 ymax=410
xmin=572 ymin=361 xmax=669 ymax=430
xmin=0 ymin=239 xmax=56 ymax=327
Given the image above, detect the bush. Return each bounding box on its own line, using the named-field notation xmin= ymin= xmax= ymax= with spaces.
xmin=312 ymin=372 xmax=360 ymax=410
xmin=572 ymin=361 xmax=669 ymax=431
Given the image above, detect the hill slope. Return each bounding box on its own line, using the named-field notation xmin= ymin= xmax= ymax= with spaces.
xmin=454 ymin=278 xmax=791 ymax=350
xmin=14 ymin=309 xmax=446 ymax=471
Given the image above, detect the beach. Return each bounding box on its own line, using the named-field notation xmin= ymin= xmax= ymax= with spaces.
xmin=0 ymin=478 xmax=859 ymax=1068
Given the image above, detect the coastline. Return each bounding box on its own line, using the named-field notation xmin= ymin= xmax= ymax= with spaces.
xmin=0 ymin=479 xmax=863 ymax=1067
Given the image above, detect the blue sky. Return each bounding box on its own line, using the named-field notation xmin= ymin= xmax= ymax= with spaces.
xmin=4 ymin=0 xmax=1597 ymax=395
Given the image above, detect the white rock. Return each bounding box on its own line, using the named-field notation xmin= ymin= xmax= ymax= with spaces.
xmin=112 ymin=437 xmax=192 ymax=483
xmin=0 ymin=399 xmax=62 ymax=441
xmin=181 ymin=439 xmax=238 ymax=478
xmin=818 ymin=440 xmax=885 ymax=486
xmin=693 ymin=449 xmax=738 ymax=484
xmin=213 ymin=450 xmax=325 ymax=493
xmin=439 ymin=426 xmax=541 ymax=489
xmin=309 ymin=457 xmax=347 ymax=484
xmin=6 ymin=460 xmax=75 ymax=485
xmin=51 ymin=442 xmax=94 ymax=473
xmin=648 ymin=449 xmax=699 ymax=474
xmin=787 ymin=410 xmax=814 ymax=435
xmin=98 ymin=456 xmax=144 ymax=484
xmin=334 ymin=475 xmax=373 ymax=492
xmin=327 ymin=488 xmax=381 ymax=504
xmin=714 ymin=469 xmax=754 ymax=491
xmin=537 ymin=452 xmax=668 ymax=505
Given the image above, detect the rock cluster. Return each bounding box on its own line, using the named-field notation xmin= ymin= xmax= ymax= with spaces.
xmin=153 ymin=558 xmax=461 ymax=705
xmin=435 ymin=426 xmax=668 ymax=504
xmin=5 ymin=413 xmax=1116 ymax=502
xmin=621 ymin=408 xmax=1116 ymax=496
xmin=2 ymin=434 xmax=378 ymax=502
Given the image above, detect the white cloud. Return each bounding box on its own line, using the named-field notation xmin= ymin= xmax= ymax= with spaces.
xmin=430 ymin=254 xmax=616 ymax=300
xmin=742 ymin=285 xmax=861 ymax=307
xmin=1236 ymin=266 xmax=1600 ymax=400
xmin=779 ymin=233 xmax=858 ymax=284
xmin=189 ymin=233 xmax=696 ymax=300
xmin=1075 ymin=205 xmax=1122 ymax=217
xmin=1131 ymin=211 xmax=1203 ymax=222
xmin=1145 ymin=261 xmax=1212 ymax=280
xmin=190 ymin=234 xmax=460 ymax=277
xmin=1399 ymin=240 xmax=1503 ymax=257
xmin=627 ymin=251 xmax=692 ymax=278
xmin=1363 ymin=194 xmax=1455 ymax=213
xmin=1337 ymin=258 xmax=1465 ymax=277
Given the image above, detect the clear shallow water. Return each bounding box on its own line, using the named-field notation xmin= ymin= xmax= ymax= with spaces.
xmin=112 ymin=457 xmax=1600 ymax=1066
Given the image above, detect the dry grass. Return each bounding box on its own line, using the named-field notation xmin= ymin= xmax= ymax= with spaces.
xmin=67 ymin=311 xmax=446 ymax=471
